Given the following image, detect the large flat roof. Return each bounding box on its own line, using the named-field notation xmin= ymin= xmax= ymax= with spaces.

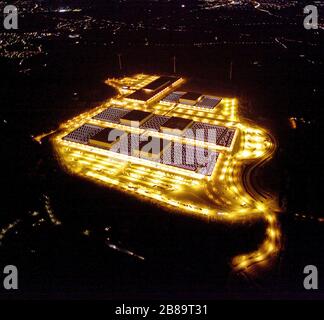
xmin=120 ymin=110 xmax=153 ymax=126
xmin=180 ymin=91 xmax=202 ymax=102
xmin=143 ymin=76 xmax=175 ymax=91
xmin=161 ymin=116 xmax=193 ymax=131
xmin=89 ymin=127 xmax=125 ymax=148
xmin=126 ymin=90 xmax=154 ymax=102
xmin=127 ymin=76 xmax=181 ymax=102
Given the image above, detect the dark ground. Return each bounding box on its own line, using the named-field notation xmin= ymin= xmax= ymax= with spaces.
xmin=0 ymin=0 xmax=323 ymax=299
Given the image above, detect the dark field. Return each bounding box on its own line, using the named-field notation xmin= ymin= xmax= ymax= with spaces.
xmin=0 ymin=0 xmax=323 ymax=299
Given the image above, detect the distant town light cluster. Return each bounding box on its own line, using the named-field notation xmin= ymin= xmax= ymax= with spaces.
xmin=0 ymin=32 xmax=45 ymax=59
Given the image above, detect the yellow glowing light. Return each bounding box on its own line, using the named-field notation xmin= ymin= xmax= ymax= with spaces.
xmin=40 ymin=74 xmax=281 ymax=276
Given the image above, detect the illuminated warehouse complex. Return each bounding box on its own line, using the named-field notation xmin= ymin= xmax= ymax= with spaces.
xmin=48 ymin=74 xmax=281 ymax=272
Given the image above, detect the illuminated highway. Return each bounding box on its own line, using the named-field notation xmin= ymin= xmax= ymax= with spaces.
xmin=36 ymin=74 xmax=281 ymax=276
